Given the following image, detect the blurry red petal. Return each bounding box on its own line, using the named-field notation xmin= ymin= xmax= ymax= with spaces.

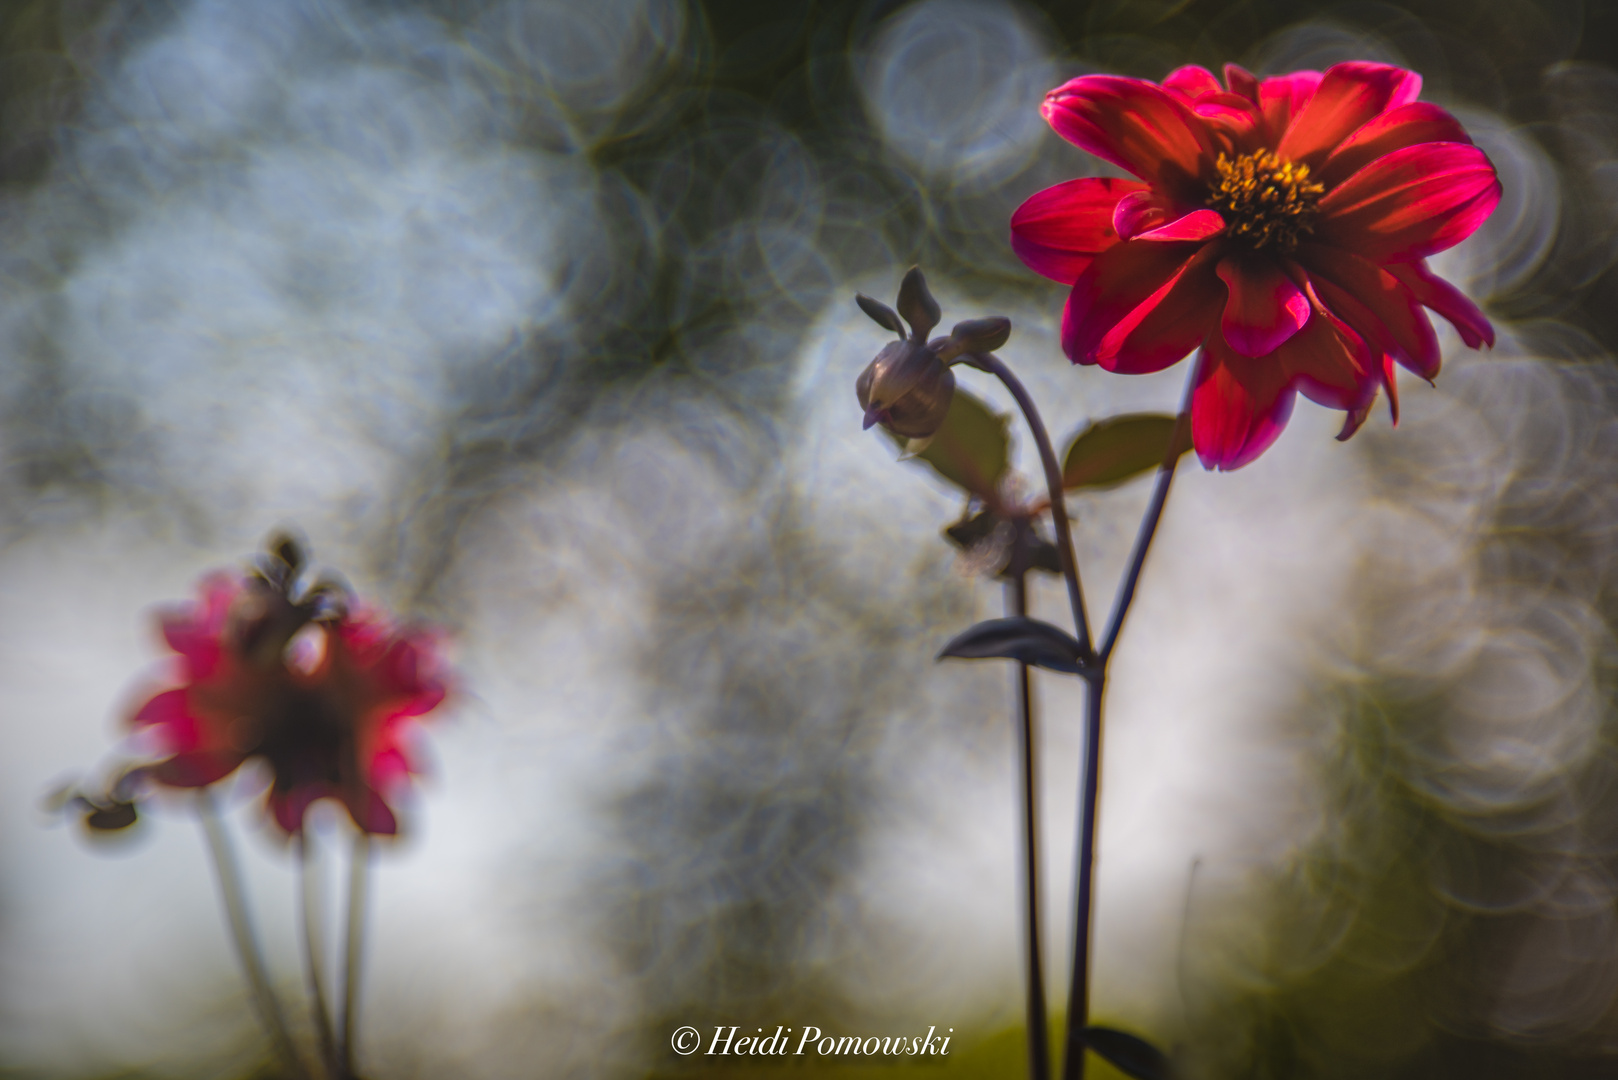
xmin=1216 ymin=255 xmax=1311 ymax=357
xmin=1277 ymin=61 xmax=1423 ymax=167
xmin=132 ymin=688 xmax=189 ymax=730
xmin=1064 ymin=241 xmax=1219 ymax=372
xmin=369 ymin=746 xmax=413 ymax=791
xmin=1387 ymin=259 xmax=1495 ymax=348
xmin=151 ymin=750 xmax=245 ymax=788
xmin=1298 ymin=243 xmax=1440 ymax=378
xmin=1315 ymin=142 xmax=1501 ymax=262
xmin=1042 ymin=76 xmax=1217 ymax=201
xmin=1011 ymin=177 xmax=1142 ymax=285
xmin=1191 ymin=336 xmax=1298 ymax=470
xmin=349 ymin=789 xmax=398 ymax=835
xmin=1317 ymin=102 xmax=1473 ymax=189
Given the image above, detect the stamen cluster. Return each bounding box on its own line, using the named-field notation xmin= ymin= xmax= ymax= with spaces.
xmin=1208 ymin=150 xmax=1325 ymax=253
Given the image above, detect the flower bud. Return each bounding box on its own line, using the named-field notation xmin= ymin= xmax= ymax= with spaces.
xmin=856 ymin=338 xmax=956 ymax=439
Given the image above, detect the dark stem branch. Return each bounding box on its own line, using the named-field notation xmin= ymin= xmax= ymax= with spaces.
xmin=196 ymin=790 xmax=311 ymax=1080
xmin=338 ymin=831 xmax=372 ymax=1080
xmin=1061 ymin=671 xmax=1105 ymax=1080
xmin=1010 ymin=571 xmax=1051 ymax=1080
xmin=966 ymin=352 xmax=1093 ymax=659
xmin=1099 ymin=390 xmax=1194 ymax=661
xmin=299 ymin=834 xmax=341 ymax=1078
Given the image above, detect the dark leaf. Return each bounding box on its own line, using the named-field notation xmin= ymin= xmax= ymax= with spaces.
xmin=938 ymin=617 xmax=1089 ymax=674
xmin=1062 ymin=414 xmax=1191 ymax=491
xmin=84 ymin=802 xmax=139 ymax=831
xmin=889 ymin=389 xmax=1010 ymax=500
xmin=895 ymin=266 xmax=941 ymax=340
xmin=856 ymin=293 xmax=905 ymax=337
xmin=1084 ymin=1027 xmax=1174 ymax=1080
xmin=943 ymin=509 xmax=1001 ymax=550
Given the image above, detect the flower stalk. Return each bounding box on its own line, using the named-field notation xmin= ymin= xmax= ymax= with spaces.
xmin=299 ymin=833 xmax=342 ymax=1078
xmin=1009 ymin=568 xmax=1052 ymax=1080
xmin=339 ymin=831 xmax=372 ymax=1080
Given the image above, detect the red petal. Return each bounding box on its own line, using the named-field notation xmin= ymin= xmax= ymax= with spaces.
xmin=1297 ymin=243 xmax=1440 ymax=378
xmin=1041 ymin=76 xmax=1217 ymax=202
xmin=1064 ymin=241 xmax=1222 ymax=372
xmin=132 ymin=687 xmax=189 ymax=730
xmin=1387 ymin=259 xmax=1495 ymax=348
xmin=1112 ymin=188 xmax=1171 ymax=239
xmin=1216 ymin=254 xmax=1311 ymax=357
xmin=1164 ymin=65 xmax=1221 ymax=99
xmin=1277 ymin=62 xmax=1422 ymax=167
xmin=1136 ymin=209 xmax=1226 ymax=242
xmin=1191 ymin=336 xmax=1298 ymax=470
xmin=1274 ymin=292 xmax=1379 ymax=411
xmin=1316 ymin=102 xmax=1473 ymax=189
xmin=346 ymin=788 xmax=399 ymax=835
xmin=1223 ymin=64 xmax=1261 ymax=105
xmin=1011 ymin=176 xmax=1142 ymax=285
xmin=1258 ymin=70 xmax=1322 ymax=142
xmin=1315 ymin=142 xmax=1501 ymax=262
xmin=151 ymin=750 xmax=245 ymax=788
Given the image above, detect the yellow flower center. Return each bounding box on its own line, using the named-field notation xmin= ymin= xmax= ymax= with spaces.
xmin=1207 ymin=150 xmax=1325 ymax=253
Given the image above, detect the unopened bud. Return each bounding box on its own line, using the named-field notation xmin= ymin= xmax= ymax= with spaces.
xmin=856 ymin=339 xmax=956 ymax=439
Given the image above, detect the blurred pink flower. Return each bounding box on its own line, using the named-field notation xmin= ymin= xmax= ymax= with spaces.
xmin=131 ymin=570 xmax=446 ymax=835
xmin=1012 ymin=61 xmax=1500 ymax=469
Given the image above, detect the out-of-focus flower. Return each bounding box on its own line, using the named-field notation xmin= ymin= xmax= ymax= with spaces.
xmin=1011 ymin=61 xmax=1500 ymax=469
xmin=130 ymin=542 xmax=446 ymax=835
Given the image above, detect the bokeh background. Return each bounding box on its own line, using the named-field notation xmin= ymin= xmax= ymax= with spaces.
xmin=3 ymin=0 xmax=1618 ymax=1077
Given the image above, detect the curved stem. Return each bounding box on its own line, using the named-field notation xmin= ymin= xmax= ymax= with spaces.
xmin=196 ymin=790 xmax=311 ymax=1080
xmin=338 ymin=830 xmax=372 ymax=1080
xmin=1010 ymin=571 xmax=1051 ymax=1080
xmin=966 ymin=352 xmax=1093 ymax=659
xmin=299 ymin=833 xmax=341 ymax=1078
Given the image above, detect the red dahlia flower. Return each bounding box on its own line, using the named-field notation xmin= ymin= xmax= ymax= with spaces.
xmin=1011 ymin=61 xmax=1500 ymax=469
xmin=131 ymin=564 xmax=446 ymax=835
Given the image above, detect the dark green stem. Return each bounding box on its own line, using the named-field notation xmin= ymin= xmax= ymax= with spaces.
xmin=966 ymin=351 xmax=1093 ymax=659
xmin=1010 ymin=570 xmax=1051 ymax=1080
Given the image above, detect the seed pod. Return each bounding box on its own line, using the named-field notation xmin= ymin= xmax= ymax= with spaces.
xmin=856 ymin=339 xmax=956 ymax=438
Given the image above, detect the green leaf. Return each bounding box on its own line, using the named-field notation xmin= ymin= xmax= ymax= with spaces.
xmin=891 ymin=389 xmax=1010 ymax=499
xmin=1061 ymin=413 xmax=1191 ymax=491
xmin=1084 ymin=1027 xmax=1175 ymax=1080
xmin=937 ymin=616 xmax=1090 ymax=675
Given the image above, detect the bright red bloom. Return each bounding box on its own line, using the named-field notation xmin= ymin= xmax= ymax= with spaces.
xmin=131 ymin=570 xmax=447 ymax=835
xmin=1011 ymin=61 xmax=1500 ymax=469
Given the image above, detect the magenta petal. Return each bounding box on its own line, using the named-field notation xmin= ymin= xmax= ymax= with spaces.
xmin=1191 ymin=336 xmax=1298 ymax=470
xmin=1217 ymin=256 xmax=1311 ymax=357
xmin=1112 ymin=188 xmax=1170 ymax=239
xmin=1223 ymin=64 xmax=1260 ymax=105
xmin=132 ymin=687 xmax=189 ymax=730
xmin=1041 ymin=76 xmax=1216 ymax=202
xmin=1164 ymin=65 xmax=1221 ymax=99
xmin=1299 ymin=244 xmax=1441 ymax=378
xmin=1277 ymin=61 xmax=1423 ymax=167
xmin=1136 ymin=208 xmax=1225 ymax=242
xmin=1258 ymin=70 xmax=1322 ymax=141
xmin=1387 ymin=259 xmax=1495 ymax=348
xmin=1061 ymin=240 xmax=1203 ymax=369
xmin=1316 ymin=142 xmax=1502 ymax=262
xmin=1011 ymin=176 xmax=1142 ymax=285
xmin=152 ymin=750 xmax=244 ymax=788
xmin=1317 ymin=102 xmax=1473 ymax=189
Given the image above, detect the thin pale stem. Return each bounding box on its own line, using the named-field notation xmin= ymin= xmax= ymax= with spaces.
xmin=338 ymin=830 xmax=372 ymax=1080
xmin=1010 ymin=571 xmax=1051 ymax=1080
xmin=196 ymin=790 xmax=311 ymax=1080
xmin=966 ymin=352 xmax=1093 ymax=659
xmin=299 ymin=833 xmax=341 ymax=1078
